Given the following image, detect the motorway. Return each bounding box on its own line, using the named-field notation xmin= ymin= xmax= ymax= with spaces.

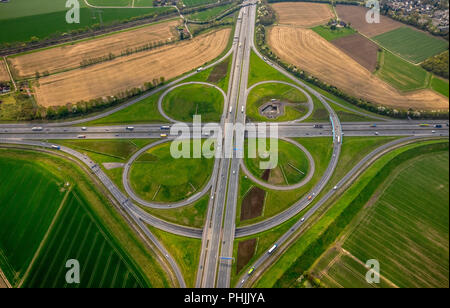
xmin=0 ymin=0 xmax=449 ymax=289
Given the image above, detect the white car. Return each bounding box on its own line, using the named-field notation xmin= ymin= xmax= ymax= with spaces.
xmin=333 ymin=186 xmax=338 ymax=190
xmin=81 ymin=127 xmax=87 ymax=131
xmin=301 ymin=218 xmax=305 ymax=222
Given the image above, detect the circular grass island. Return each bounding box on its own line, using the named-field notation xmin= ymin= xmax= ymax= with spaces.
xmin=243 ymin=139 xmax=311 ymax=186
xmin=162 ymin=84 xmax=224 ymax=122
xmin=246 ymin=82 xmax=309 ymax=122
xmin=129 ymin=141 xmax=215 ymax=203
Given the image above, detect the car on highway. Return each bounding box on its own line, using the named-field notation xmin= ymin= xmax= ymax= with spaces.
xmin=301 ymin=217 xmax=305 ymax=222
xmin=160 ymin=134 xmax=167 ymax=138
xmin=77 ymin=135 xmax=86 ymax=139
xmin=248 ymin=267 xmax=255 ymax=275
xmin=307 ymin=195 xmax=312 ymax=200
xmin=371 ymin=124 xmax=377 ymax=127
xmin=126 ymin=126 xmax=134 ymax=131
xmin=432 ymin=130 xmax=436 ymax=133
xmin=31 ymin=127 xmax=43 ymax=131
xmin=81 ymin=127 xmax=87 ymax=131
xmin=333 ymin=185 xmax=338 ymax=190
xmin=375 ymin=132 xmax=379 ymax=135
xmin=51 ymin=145 xmax=60 ymax=150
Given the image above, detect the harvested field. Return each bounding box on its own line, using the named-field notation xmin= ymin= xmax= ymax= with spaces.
xmin=331 ymin=33 xmax=379 ymax=72
xmin=9 ymin=19 xmax=181 ymax=79
xmin=272 ymin=2 xmax=334 ymax=28
xmin=0 ymin=59 xmax=10 ymax=82
xmin=241 ymin=186 xmax=266 ymax=221
xmin=34 ymin=28 xmax=231 ymax=107
xmin=236 ymin=238 xmax=257 ymax=273
xmin=335 ymin=5 xmax=403 ymax=37
xmin=268 ymin=26 xmax=448 ymax=110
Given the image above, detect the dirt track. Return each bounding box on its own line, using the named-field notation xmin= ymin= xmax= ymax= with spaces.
xmin=335 ymin=5 xmax=403 ymax=37
xmin=268 ymin=26 xmax=448 ymax=110
xmin=34 ymin=28 xmax=231 ymax=107
xmin=9 ymin=19 xmax=181 ymax=79
xmin=272 ymin=2 xmax=334 ymax=28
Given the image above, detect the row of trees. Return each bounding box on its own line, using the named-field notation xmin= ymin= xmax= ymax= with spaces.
xmin=255 ymin=3 xmax=448 ymax=119
xmin=421 ymin=51 xmax=449 ymax=79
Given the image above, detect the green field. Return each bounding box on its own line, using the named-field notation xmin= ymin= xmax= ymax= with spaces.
xmin=312 ymin=150 xmax=449 ymax=288
xmin=162 ymin=84 xmax=224 ymax=122
xmin=130 ymin=141 xmax=214 ymax=202
xmin=0 ymin=0 xmax=173 ymax=44
xmin=182 ymin=0 xmax=217 ymax=7
xmin=311 ymin=25 xmax=356 ymax=41
xmin=0 ymin=148 xmax=170 ymax=288
xmin=246 ymin=83 xmax=308 ymax=122
xmin=88 ymin=0 xmax=134 ymax=6
xmin=148 ymin=225 xmax=201 ymax=288
xmin=187 ymin=3 xmax=235 ymax=21
xmin=255 ymin=139 xmax=448 ymax=288
xmin=373 ymin=27 xmax=449 ymax=64
xmin=244 ymin=139 xmax=310 ymax=186
xmin=431 ymin=76 xmax=450 ymax=98
xmin=376 ymin=49 xmax=430 ymax=91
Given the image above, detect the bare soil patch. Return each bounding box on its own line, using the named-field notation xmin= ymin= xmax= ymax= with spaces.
xmin=331 ymin=33 xmax=379 ymax=72
xmin=268 ymin=26 xmax=448 ymax=110
xmin=0 ymin=59 xmax=10 ymax=82
xmin=236 ymin=238 xmax=257 ymax=273
xmin=33 ymin=28 xmax=231 ymax=107
xmin=9 ymin=19 xmax=181 ymax=79
xmin=207 ymin=57 xmax=229 ymax=83
xmin=272 ymin=2 xmax=334 ymax=28
xmin=241 ymin=186 xmax=266 ymax=221
xmin=335 ymin=5 xmax=403 ymax=37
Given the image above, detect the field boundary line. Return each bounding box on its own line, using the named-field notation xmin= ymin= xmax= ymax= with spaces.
xmin=17 ymin=186 xmax=73 ymax=288
xmin=0 ymin=268 xmax=12 ymax=288
xmin=2 ymin=57 xmax=16 ymax=92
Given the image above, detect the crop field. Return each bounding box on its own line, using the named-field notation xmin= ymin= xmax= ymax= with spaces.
xmin=0 ymin=0 xmax=174 ymax=44
xmin=182 ymin=0 xmax=217 ymax=7
xmin=130 ymin=141 xmax=214 ymax=203
xmin=88 ymin=0 xmax=134 ymax=6
xmin=0 ymin=157 xmax=67 ymax=286
xmin=244 ymin=139 xmax=310 ymax=186
xmin=376 ymin=50 xmax=430 ymax=92
xmin=162 ymin=84 xmax=224 ymax=122
xmin=312 ymin=151 xmax=449 ymax=288
xmin=431 ymin=76 xmax=449 ymax=98
xmin=23 ymin=190 xmax=148 ymax=288
xmin=33 ymin=28 xmax=231 ymax=107
xmin=9 ymin=19 xmax=181 ymax=79
xmin=335 ymin=5 xmax=403 ymax=38
xmin=246 ymin=83 xmax=308 ymax=122
xmin=0 ymin=149 xmax=167 ymax=288
xmin=267 ymin=26 xmax=448 ymax=110
xmin=0 ymin=59 xmax=10 ymax=82
xmin=272 ymin=2 xmax=334 ymax=28
xmin=373 ymin=27 xmax=449 ymax=64
xmin=330 ymin=33 xmax=379 ymax=72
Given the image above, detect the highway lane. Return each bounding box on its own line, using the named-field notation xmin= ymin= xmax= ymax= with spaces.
xmin=235 ymin=135 xmax=445 ymax=287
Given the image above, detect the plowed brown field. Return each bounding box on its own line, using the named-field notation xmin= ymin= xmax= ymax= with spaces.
xmin=34 ymin=28 xmax=231 ymax=107
xmin=9 ymin=19 xmax=181 ymax=79
xmin=272 ymin=2 xmax=334 ymax=27
xmin=335 ymin=5 xmax=403 ymax=37
xmin=331 ymin=33 xmax=379 ymax=72
xmin=268 ymin=26 xmax=448 ymax=110
xmin=0 ymin=59 xmax=10 ymax=82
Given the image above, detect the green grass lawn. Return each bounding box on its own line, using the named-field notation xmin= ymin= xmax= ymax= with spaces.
xmin=311 ymin=25 xmax=356 ymax=41
xmin=147 ymin=225 xmax=202 ymax=288
xmin=0 ymin=0 xmax=174 ymax=44
xmin=248 ymin=50 xmax=292 ymax=86
xmin=376 ymin=49 xmax=430 ymax=91
xmin=187 ymin=3 xmax=234 ymax=21
xmin=237 ymin=137 xmax=333 ymax=227
xmin=162 ymin=84 xmax=224 ymax=122
xmin=89 ymin=0 xmax=133 ymax=6
xmin=246 ymin=83 xmax=308 ymax=122
xmin=373 ymin=27 xmax=449 ymax=64
xmin=84 ymin=91 xmax=168 ymax=125
xmin=244 ymin=139 xmax=310 ymax=186
xmin=182 ymin=0 xmax=217 ymax=7
xmin=311 ymin=150 xmax=449 ymax=288
xmin=129 ymin=141 xmax=214 ymax=203
xmin=255 ymin=139 xmax=448 ymax=288
xmin=431 ymin=76 xmax=449 ymax=98
xmin=0 ymin=148 xmax=170 ymax=288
